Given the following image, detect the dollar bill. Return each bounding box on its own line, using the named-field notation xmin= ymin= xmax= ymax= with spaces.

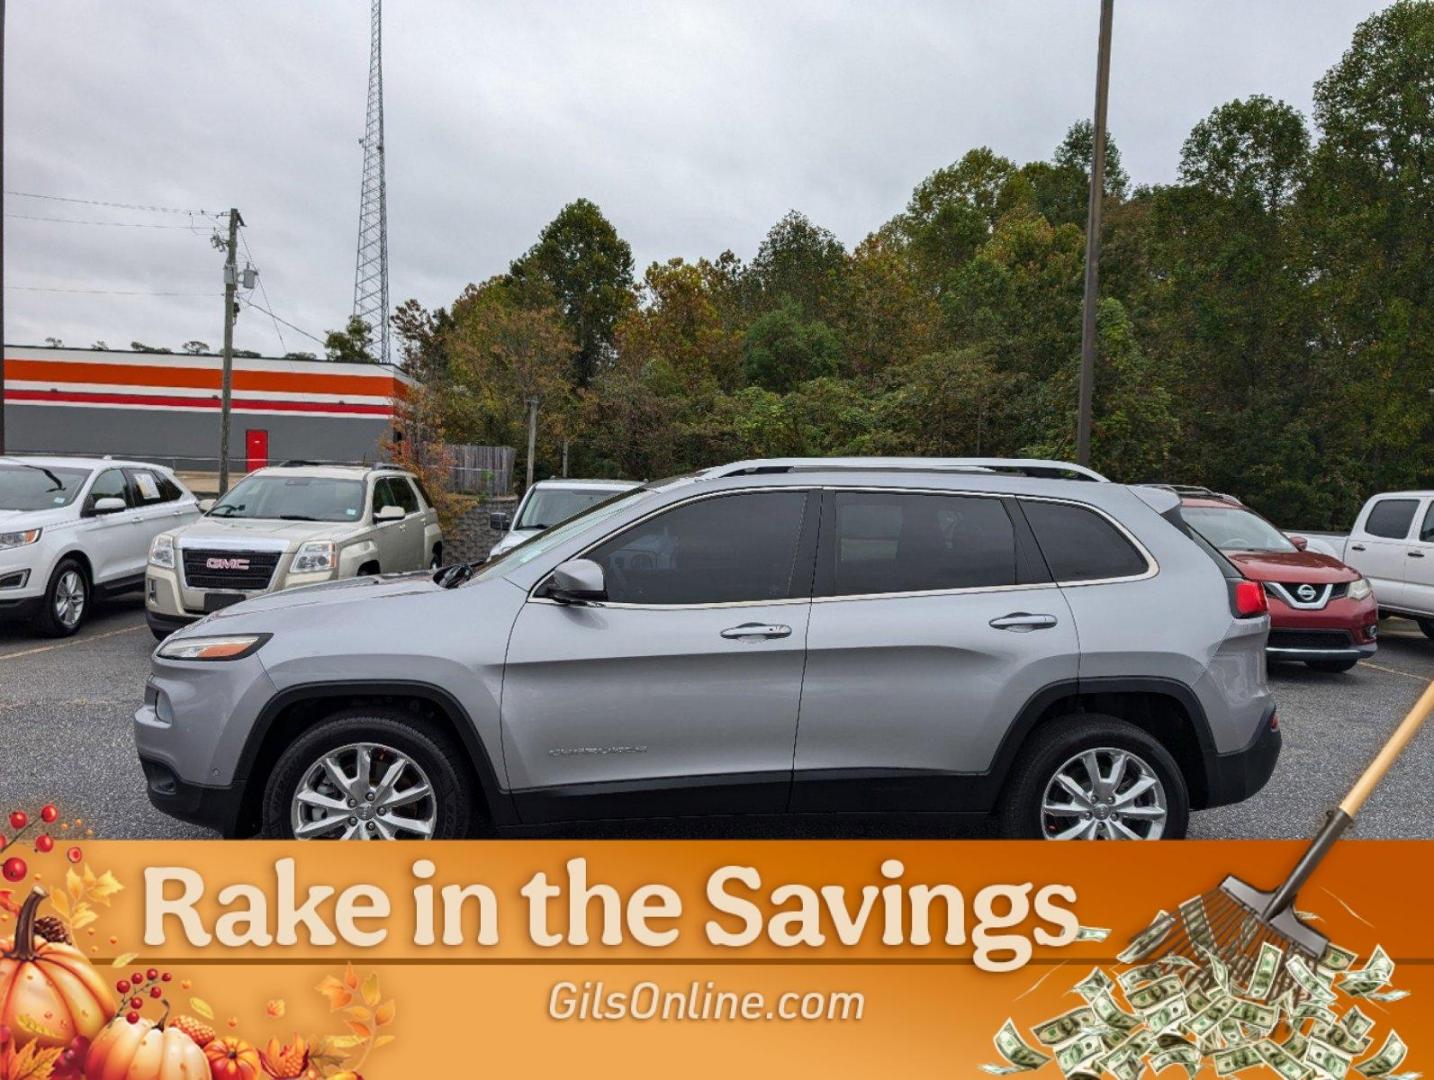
xmin=1362 ymin=989 xmax=1409 ymax=1003
xmin=1342 ymin=1007 xmax=1375 ymax=1040
xmin=1056 ymin=1033 xmax=1107 ymax=1076
xmin=1340 ymin=946 xmax=1394 ymax=997
xmin=1288 ymin=955 xmax=1339 ymax=1005
xmin=1313 ymin=1020 xmax=1373 ymax=1056
xmin=1151 ymin=1044 xmax=1200 ymax=1078
xmin=1091 ymin=991 xmax=1141 ymax=1034
xmin=1119 ymin=962 xmax=1169 ymax=992
xmin=1128 ymin=975 xmax=1185 ymax=1014
xmin=1214 ymin=1044 xmax=1263 ymax=1076
xmin=1075 ymin=925 xmax=1112 ymax=942
xmin=1179 ymin=895 xmax=1216 ymax=951
xmin=1228 ymin=999 xmax=1279 ymax=1033
xmin=1146 ymin=996 xmax=1191 ymax=1034
xmin=1033 ymin=1006 xmax=1099 ymax=1047
xmin=1199 ymin=945 xmax=1232 ymax=993
xmin=1307 ymin=1037 xmax=1354 ymax=1079
xmin=1355 ymin=1032 xmax=1407 ymax=1078
xmin=1186 ymin=985 xmax=1212 ymax=1015
xmin=1283 ymin=1032 xmax=1310 ymax=1059
xmin=1187 ymin=997 xmax=1237 ymax=1039
xmin=1118 ymin=911 xmax=1176 ymax=964
xmin=985 ymin=1019 xmax=1053 ymax=1075
xmin=1074 ymin=967 xmax=1115 ymax=1002
xmin=1259 ymin=1039 xmax=1313 ymax=1080
xmin=1245 ymin=941 xmax=1284 ymax=1001
xmin=1320 ymin=943 xmax=1358 ymax=973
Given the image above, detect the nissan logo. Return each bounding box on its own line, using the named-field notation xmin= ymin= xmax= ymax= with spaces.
xmin=206 ymin=556 xmax=250 ymax=571
xmin=1296 ymin=583 xmax=1318 ymax=602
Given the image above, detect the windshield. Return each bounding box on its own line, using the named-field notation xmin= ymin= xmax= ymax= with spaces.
xmin=0 ymin=463 xmax=91 ymax=510
xmin=515 ymin=486 xmax=631 ymax=530
xmin=1183 ymin=505 xmax=1296 ymax=553
xmin=476 ymin=486 xmax=652 ymax=580
xmin=209 ymin=475 xmax=366 ymax=523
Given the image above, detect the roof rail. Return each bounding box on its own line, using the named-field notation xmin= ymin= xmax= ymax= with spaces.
xmin=1155 ymin=484 xmax=1241 ymax=503
xmin=709 ymin=457 xmax=1109 ymax=482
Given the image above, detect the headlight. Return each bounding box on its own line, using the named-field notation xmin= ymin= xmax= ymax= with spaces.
xmin=157 ymin=633 xmax=269 ymax=661
xmin=1347 ymin=577 xmax=1372 ymax=601
xmin=0 ymin=528 xmax=42 ymax=550
xmin=291 ymin=540 xmax=336 ymax=574
xmin=149 ymin=534 xmax=175 ymax=569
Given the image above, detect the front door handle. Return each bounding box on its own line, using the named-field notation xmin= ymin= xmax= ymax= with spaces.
xmin=1350 ymin=544 xmax=1366 ymax=552
xmin=1411 ymin=551 xmax=1426 ymax=558
xmin=721 ymin=623 xmax=792 ymax=640
xmin=989 ymin=612 xmax=1058 ymax=632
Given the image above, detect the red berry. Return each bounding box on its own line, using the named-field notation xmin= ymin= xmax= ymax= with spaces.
xmin=131 ymin=972 xmax=143 ymax=986
xmin=116 ymin=980 xmax=130 ymax=994
xmin=0 ymin=834 xmax=6 ymax=850
xmin=126 ymin=1012 xmax=139 ymax=1024
xmin=66 ymin=846 xmax=82 ymax=864
xmin=8 ymin=811 xmax=26 ymax=831
xmin=40 ymin=805 xmax=58 ymax=824
xmin=150 ymin=986 xmax=162 ymax=999
xmin=129 ymin=997 xmax=143 ymax=1010
xmin=2 ymin=856 xmax=26 ymax=882
xmin=35 ymin=834 xmax=54 ymax=853
xmin=146 ymin=967 xmax=159 ymax=981
xmin=161 ymin=972 xmax=172 ymax=982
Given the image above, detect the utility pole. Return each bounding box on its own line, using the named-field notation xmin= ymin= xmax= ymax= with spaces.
xmin=524 ymin=396 xmax=539 ymax=490
xmin=217 ymin=207 xmax=242 ymax=494
xmin=1076 ymin=0 xmax=1114 ymax=467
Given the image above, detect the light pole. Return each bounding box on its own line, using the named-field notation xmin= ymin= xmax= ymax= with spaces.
xmin=1076 ymin=0 xmax=1114 ymax=467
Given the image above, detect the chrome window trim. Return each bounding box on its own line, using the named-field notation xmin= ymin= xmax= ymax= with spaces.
xmin=525 ymin=483 xmax=1157 ymax=609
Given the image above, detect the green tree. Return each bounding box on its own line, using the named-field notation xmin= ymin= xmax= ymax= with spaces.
xmin=509 ymin=198 xmax=635 ymax=386
xmin=324 ymin=316 xmax=377 ymax=363
xmin=743 ymin=210 xmax=848 ymax=320
xmin=1179 ymin=95 xmax=1309 ymax=213
xmin=1053 ymin=119 xmax=1129 ymax=198
xmin=897 ymin=148 xmax=1026 ymax=284
xmin=740 ymin=298 xmax=843 ymax=392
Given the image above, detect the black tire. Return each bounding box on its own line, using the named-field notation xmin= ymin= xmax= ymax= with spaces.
xmin=1307 ymin=658 xmax=1359 ymax=673
xmin=261 ymin=708 xmax=475 ymax=840
xmin=1419 ymin=618 xmax=1434 ymax=641
xmin=997 ymin=715 xmax=1189 ymax=840
xmin=429 ymin=545 xmax=443 ymax=570
xmin=33 ymin=558 xmax=90 ymax=638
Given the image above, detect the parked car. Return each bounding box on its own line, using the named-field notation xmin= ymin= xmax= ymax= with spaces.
xmin=136 ymin=456 xmax=1278 ymax=842
xmin=1172 ymin=487 xmax=1378 ymax=673
xmin=145 ymin=462 xmax=442 ymax=640
xmin=1325 ymin=491 xmax=1434 ymax=639
xmin=0 ymin=455 xmax=201 ymax=636
xmin=488 ymin=478 xmax=640 ymax=558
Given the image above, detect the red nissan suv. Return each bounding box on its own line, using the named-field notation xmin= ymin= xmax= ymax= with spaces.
xmin=1176 ymin=488 xmax=1377 ymax=673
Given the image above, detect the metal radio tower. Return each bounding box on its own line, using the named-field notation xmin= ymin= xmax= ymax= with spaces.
xmin=352 ymin=0 xmax=390 ymax=364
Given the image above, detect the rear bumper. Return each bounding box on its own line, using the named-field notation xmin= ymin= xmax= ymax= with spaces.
xmin=1201 ymin=705 xmax=1282 ymax=809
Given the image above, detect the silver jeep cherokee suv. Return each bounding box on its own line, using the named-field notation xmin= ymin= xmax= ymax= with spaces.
xmin=134 ymin=457 xmax=1280 ymax=841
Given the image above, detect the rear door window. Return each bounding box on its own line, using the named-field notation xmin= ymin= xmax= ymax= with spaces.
xmin=390 ymin=477 xmax=420 ymax=514
xmin=125 ymin=469 xmax=171 ymax=505
xmin=1364 ymin=498 xmax=1418 ymax=540
xmin=1022 ymin=499 xmax=1149 ymax=582
xmin=585 ymin=490 xmax=810 ymax=605
xmin=1420 ymin=502 xmax=1434 ymax=544
xmin=818 ymin=491 xmax=1018 ymax=596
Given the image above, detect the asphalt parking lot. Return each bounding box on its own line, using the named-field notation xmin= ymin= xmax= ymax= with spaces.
xmin=2 ymin=599 xmax=1431 ymax=840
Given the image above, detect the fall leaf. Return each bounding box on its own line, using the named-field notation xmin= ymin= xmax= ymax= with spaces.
xmin=360 ymin=973 xmax=381 ymax=1008
xmin=343 ymin=963 xmax=359 ymax=990
xmin=110 ymin=952 xmax=138 ymax=968
xmin=373 ymin=1034 xmax=396 ymax=1049
xmin=342 ymin=1007 xmax=371 ymax=1025
xmin=345 ymin=1020 xmax=372 ymax=1040
xmin=373 ymin=1000 xmax=396 ymax=1027
xmin=1 ymin=1041 xmax=64 ymax=1080
xmin=315 ymin=975 xmax=354 ymax=1011
xmin=190 ymin=997 xmax=215 ymax=1020
xmin=265 ymin=999 xmax=286 ymax=1019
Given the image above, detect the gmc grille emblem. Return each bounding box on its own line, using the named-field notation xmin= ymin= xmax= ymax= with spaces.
xmin=206 ymin=557 xmax=251 ymax=571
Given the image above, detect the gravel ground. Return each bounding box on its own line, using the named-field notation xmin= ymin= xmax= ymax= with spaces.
xmin=1 ymin=599 xmax=1430 ymax=840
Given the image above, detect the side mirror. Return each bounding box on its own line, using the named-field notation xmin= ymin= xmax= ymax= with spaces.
xmin=489 ymin=511 xmax=511 ymax=532
xmin=92 ymin=497 xmax=127 ymax=515
xmin=374 ymin=504 xmax=406 ymax=522
xmin=1288 ymin=535 xmax=1309 ymax=551
xmin=198 ymin=498 xmax=216 ymax=512
xmin=548 ymin=558 xmax=606 ymax=605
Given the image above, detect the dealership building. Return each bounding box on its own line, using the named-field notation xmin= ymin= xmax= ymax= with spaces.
xmin=2 ymin=345 xmax=412 ymax=474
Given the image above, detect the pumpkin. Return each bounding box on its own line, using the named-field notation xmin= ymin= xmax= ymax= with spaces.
xmin=204 ymin=1036 xmax=262 ymax=1080
xmin=0 ymin=888 xmax=115 ymax=1050
xmin=85 ymin=1013 xmax=209 ymax=1080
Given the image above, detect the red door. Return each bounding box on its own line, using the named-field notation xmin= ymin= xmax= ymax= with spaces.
xmin=245 ymin=429 xmax=269 ymax=473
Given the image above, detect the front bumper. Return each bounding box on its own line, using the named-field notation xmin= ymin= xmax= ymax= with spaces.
xmin=1265 ymin=593 xmax=1379 ymax=662
xmin=1202 ymin=705 xmax=1282 ymax=808
xmin=0 ymin=558 xmax=42 ymax=620
xmin=138 ymin=755 xmax=247 ymax=836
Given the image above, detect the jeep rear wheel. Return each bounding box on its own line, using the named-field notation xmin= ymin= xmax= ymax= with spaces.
xmin=261 ymin=709 xmax=473 ymax=839
xmin=998 ymin=716 xmax=1189 ymax=840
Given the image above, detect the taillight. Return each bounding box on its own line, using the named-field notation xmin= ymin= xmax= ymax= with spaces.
xmin=1232 ymin=579 xmax=1269 ymax=618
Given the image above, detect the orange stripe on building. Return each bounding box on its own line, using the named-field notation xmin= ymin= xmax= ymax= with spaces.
xmin=4 ymin=358 xmax=404 ymax=398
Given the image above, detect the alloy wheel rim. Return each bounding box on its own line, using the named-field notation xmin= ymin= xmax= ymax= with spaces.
xmin=54 ymin=570 xmax=86 ymax=628
xmin=1039 ymin=747 xmax=1167 ymax=840
xmin=290 ymin=742 xmax=438 ymax=840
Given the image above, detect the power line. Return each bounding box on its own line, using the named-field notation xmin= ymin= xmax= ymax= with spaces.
xmin=5 ymin=284 xmax=221 ymax=297
xmin=238 ymin=295 xmax=326 ymax=348
xmin=5 ymin=212 xmax=210 ymax=230
xmin=4 ymin=190 xmax=222 ymax=217
xmin=238 ymin=228 xmax=286 ymax=353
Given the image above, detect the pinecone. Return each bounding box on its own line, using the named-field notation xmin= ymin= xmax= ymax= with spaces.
xmin=170 ymin=1015 xmax=216 ymax=1048
xmin=33 ymin=915 xmax=70 ymax=944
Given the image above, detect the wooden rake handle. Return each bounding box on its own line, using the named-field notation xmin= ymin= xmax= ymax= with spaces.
xmin=1265 ymin=676 xmax=1434 ymax=919
xmin=1339 ymin=677 xmax=1434 ymax=818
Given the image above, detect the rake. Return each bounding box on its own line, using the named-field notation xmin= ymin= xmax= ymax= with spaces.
xmin=1142 ymin=678 xmax=1434 ymax=1003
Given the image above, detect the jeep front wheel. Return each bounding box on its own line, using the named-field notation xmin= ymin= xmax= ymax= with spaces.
xmin=262 ymin=709 xmax=473 ymax=839
xmin=998 ymin=716 xmax=1189 ymax=840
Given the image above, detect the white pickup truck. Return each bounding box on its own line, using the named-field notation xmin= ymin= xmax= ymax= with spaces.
xmin=1324 ymin=491 xmax=1434 ymax=639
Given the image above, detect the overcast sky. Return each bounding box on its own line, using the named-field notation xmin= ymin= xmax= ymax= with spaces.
xmin=4 ymin=1 xmax=1386 ymax=359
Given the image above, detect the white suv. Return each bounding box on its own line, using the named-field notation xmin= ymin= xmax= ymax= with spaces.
xmin=145 ymin=463 xmax=442 ymax=640
xmin=0 ymin=455 xmax=201 ymax=636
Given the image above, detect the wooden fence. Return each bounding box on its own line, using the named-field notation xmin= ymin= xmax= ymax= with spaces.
xmin=447 ymin=444 xmax=516 ymax=495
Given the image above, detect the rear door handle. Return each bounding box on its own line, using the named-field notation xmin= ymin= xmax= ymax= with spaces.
xmin=989 ymin=612 xmax=1058 ymax=632
xmin=1351 ymin=544 xmax=1366 ymax=551
xmin=721 ymin=623 xmax=792 ymax=640
xmin=1411 ymin=551 xmax=1426 ymax=558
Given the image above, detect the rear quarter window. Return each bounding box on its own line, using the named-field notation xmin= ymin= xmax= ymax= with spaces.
xmin=1363 ymin=498 xmax=1419 ymax=540
xmin=1022 ymin=500 xmax=1149 ymax=582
